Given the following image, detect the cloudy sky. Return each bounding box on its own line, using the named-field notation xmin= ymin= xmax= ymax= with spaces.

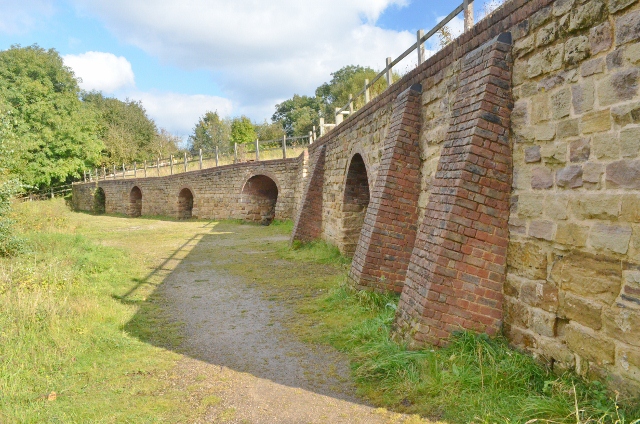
xmin=0 ymin=0 xmax=499 ymax=138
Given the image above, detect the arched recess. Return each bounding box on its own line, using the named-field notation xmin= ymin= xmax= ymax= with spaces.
xmin=241 ymin=174 xmax=279 ymax=225
xmin=341 ymin=153 xmax=370 ymax=256
xmin=94 ymin=187 xmax=106 ymax=214
xmin=129 ymin=186 xmax=142 ymax=217
xmin=178 ymin=188 xmax=194 ymax=219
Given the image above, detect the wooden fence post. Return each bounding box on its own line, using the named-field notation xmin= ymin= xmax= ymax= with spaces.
xmin=348 ymin=94 xmax=353 ymax=114
xmin=144 ymin=160 xmax=147 ymax=178
xmin=184 ymin=152 xmax=187 ymax=172
xmin=386 ymin=57 xmax=392 ymax=86
xmin=255 ymin=139 xmax=259 ymax=161
xmin=364 ymin=79 xmax=370 ymax=103
xmin=199 ymin=149 xmax=203 ymax=169
xmin=134 ymin=162 xmax=137 ymax=178
xmin=417 ymin=29 xmax=424 ymax=65
xmin=335 ymin=107 xmax=343 ymax=125
xmin=282 ymin=135 xmax=287 ymax=159
xmin=102 ymin=166 xmax=106 ymax=180
xmin=113 ymin=164 xmax=116 ymax=180
xmin=464 ymin=0 xmax=474 ymax=31
xmin=157 ymin=158 xmax=160 ymax=176
xmin=122 ymin=163 xmax=125 ymax=179
xmin=234 ymin=143 xmax=238 ymax=164
xmin=215 ymin=146 xmax=219 ymax=166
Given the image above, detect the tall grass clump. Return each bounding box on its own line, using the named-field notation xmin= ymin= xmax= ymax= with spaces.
xmin=300 ymin=279 xmax=640 ymax=423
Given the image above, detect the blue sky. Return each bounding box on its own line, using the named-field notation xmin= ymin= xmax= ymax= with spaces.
xmin=0 ymin=0 xmax=500 ymax=137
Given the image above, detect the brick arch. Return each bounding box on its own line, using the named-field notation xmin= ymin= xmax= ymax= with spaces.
xmin=129 ymin=186 xmax=142 ymax=217
xmin=94 ymin=186 xmax=106 ymax=214
xmin=239 ymin=169 xmax=282 ymax=196
xmin=177 ymin=187 xmax=194 ymax=219
xmin=345 ymin=145 xmax=374 ymax=189
xmin=341 ymin=152 xmax=371 ymax=257
xmin=240 ymin=174 xmax=279 ymax=225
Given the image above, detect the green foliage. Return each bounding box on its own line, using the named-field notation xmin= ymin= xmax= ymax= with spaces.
xmin=81 ymin=91 xmax=167 ymax=164
xmin=230 ymin=115 xmax=256 ymax=145
xmin=188 ymin=110 xmax=232 ymax=154
xmin=271 ymin=94 xmax=322 ymax=137
xmin=253 ymin=119 xmax=285 ymax=141
xmin=0 ymin=45 xmax=103 ymax=189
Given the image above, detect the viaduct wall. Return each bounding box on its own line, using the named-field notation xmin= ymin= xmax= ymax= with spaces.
xmin=73 ymin=159 xmax=301 ymax=221
xmin=71 ymin=0 xmax=640 ymax=392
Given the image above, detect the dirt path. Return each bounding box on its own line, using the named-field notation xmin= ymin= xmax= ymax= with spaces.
xmin=138 ymin=222 xmax=423 ymax=424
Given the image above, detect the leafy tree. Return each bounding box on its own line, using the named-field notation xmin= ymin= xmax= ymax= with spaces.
xmin=230 ymin=116 xmax=256 ymax=145
xmin=271 ymin=94 xmax=321 ymax=137
xmin=0 ymin=45 xmax=103 ymax=189
xmin=188 ymin=111 xmax=231 ymax=153
xmin=0 ymin=110 xmax=25 ymax=255
xmin=254 ymin=119 xmax=285 ymax=141
xmin=82 ymin=91 xmax=159 ymax=165
xmin=148 ymin=129 xmax=181 ymax=159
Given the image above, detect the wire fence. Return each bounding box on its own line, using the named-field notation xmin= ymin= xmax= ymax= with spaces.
xmin=83 ymin=135 xmax=312 ymax=182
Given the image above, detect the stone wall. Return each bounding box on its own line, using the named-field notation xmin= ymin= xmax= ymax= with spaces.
xmin=506 ymin=0 xmax=640 ymax=392
xmin=72 ymin=159 xmax=300 ymax=221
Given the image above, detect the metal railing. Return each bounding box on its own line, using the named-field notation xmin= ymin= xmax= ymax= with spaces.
xmin=82 ymin=134 xmax=313 ymax=182
xmin=325 ymin=0 xmax=475 ymax=134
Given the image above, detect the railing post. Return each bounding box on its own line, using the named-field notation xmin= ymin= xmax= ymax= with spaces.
xmin=215 ymin=146 xmax=219 ymax=166
xmin=199 ymin=149 xmax=203 ymax=169
xmin=184 ymin=152 xmax=187 ymax=172
xmin=234 ymin=143 xmax=238 ymax=164
xmin=122 ymin=163 xmax=125 ymax=179
xmin=464 ymin=0 xmax=474 ymax=31
xmin=83 ymin=170 xmax=87 ymax=182
xmin=255 ymin=139 xmax=259 ymax=161
xmin=170 ymin=155 xmax=173 ymax=175
xmin=144 ymin=160 xmax=147 ymax=178
xmin=364 ymin=79 xmax=370 ymax=104
xmin=319 ymin=118 xmax=325 ymax=137
xmin=309 ymin=131 xmax=313 ymax=145
xmin=282 ymin=135 xmax=287 ymax=159
xmin=348 ymin=94 xmax=353 ymax=114
xmin=94 ymin=168 xmax=98 ymax=182
xmin=102 ymin=166 xmax=106 ymax=180
xmin=51 ymin=187 xmax=54 ymax=199
xmin=386 ymin=57 xmax=392 ymax=86
xmin=157 ymin=158 xmax=160 ymax=176
xmin=335 ymin=107 xmax=343 ymax=125
xmin=134 ymin=162 xmax=137 ymax=178
xmin=417 ymin=29 xmax=425 ymax=65
xmin=113 ymin=164 xmax=116 ymax=180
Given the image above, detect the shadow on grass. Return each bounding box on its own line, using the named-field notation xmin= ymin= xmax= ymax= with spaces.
xmin=115 ymin=221 xmax=365 ymax=404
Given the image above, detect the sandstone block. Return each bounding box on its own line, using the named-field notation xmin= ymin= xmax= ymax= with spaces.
xmin=538 ymin=337 xmax=576 ymax=367
xmin=531 ymin=167 xmax=554 ymax=189
xmin=590 ymin=21 xmax=613 ymax=55
xmin=557 ymin=165 xmax=583 ymax=188
xmin=517 ymin=193 xmax=545 ymax=218
xmin=569 ymin=138 xmax=590 ymax=162
xmin=505 ymin=273 xmax=524 ymax=297
xmin=508 ymin=241 xmax=548 ymax=280
xmin=521 ymin=280 xmax=559 ymax=312
xmin=554 ymin=0 xmax=575 ymax=16
xmin=621 ymin=194 xmax=640 ymax=222
xmin=581 ymin=58 xmax=605 ymax=77
xmin=545 ymin=194 xmax=569 ymax=220
xmin=606 ymin=159 xmax=640 ymax=189
xmin=583 ymin=162 xmax=605 ymax=184
xmin=556 ymin=222 xmax=589 ymax=246
xmin=551 ymin=88 xmax=572 ymax=120
xmin=623 ymin=42 xmax=640 ymax=64
xmin=557 ymin=119 xmax=580 ymax=138
xmin=572 ymin=81 xmax=595 ymax=114
xmin=529 ymin=220 xmax=556 ymax=241
xmin=592 ymin=132 xmax=620 ymax=160
xmin=550 ymin=252 xmax=622 ymax=303
xmin=504 ymin=296 xmax=531 ymax=328
xmin=559 ymin=292 xmax=603 ymax=329
xmin=597 ymin=69 xmax=640 ymax=106
xmin=532 ymin=93 xmax=551 ymax=123
xmin=537 ymin=23 xmax=557 ymax=48
xmin=514 ymin=35 xmax=535 ymax=58
xmin=570 ymin=0 xmax=607 ymax=33
xmin=616 ymin=10 xmax=640 ymax=46
xmin=541 ymin=142 xmax=566 ymax=163
xmin=565 ymin=36 xmax=591 ymax=66
xmin=607 ymin=48 xmax=624 ymax=70
xmin=620 ymin=127 xmax=640 ymax=158
xmin=603 ymin=307 xmax=640 ymax=346
xmin=609 ymin=0 xmax=638 ymax=14
xmin=590 ymin=223 xmax=632 ymax=254
xmin=512 ymin=100 xmax=529 ymax=128
xmin=564 ymin=322 xmax=615 ymax=365
xmin=611 ymin=101 xmax=640 ymax=126
xmin=616 ymin=344 xmax=640 ymax=383
xmin=582 ymin=110 xmax=611 ymax=134
xmin=571 ymin=194 xmax=620 ymax=220
xmin=525 ymin=145 xmax=542 ymax=163
xmin=530 ymin=308 xmax=558 ymax=337
xmin=531 ymin=6 xmax=552 ymax=30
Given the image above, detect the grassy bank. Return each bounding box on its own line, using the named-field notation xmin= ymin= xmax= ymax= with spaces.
xmin=279 ymin=242 xmax=640 ymax=424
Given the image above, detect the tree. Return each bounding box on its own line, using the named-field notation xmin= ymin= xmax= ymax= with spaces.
xmin=82 ymin=91 xmax=159 ymax=165
xmin=0 ymin=45 xmax=103 ymax=189
xmin=188 ymin=111 xmax=231 ymax=153
xmin=254 ymin=119 xmax=285 ymax=141
xmin=271 ymin=94 xmax=321 ymax=137
xmin=148 ymin=129 xmax=181 ymax=159
xmin=230 ymin=116 xmax=256 ymax=146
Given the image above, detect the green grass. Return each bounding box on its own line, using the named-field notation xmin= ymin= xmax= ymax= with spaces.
xmin=281 ymin=241 xmax=640 ymax=424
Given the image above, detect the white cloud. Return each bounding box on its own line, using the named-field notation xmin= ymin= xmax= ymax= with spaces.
xmin=0 ymin=0 xmax=54 ymax=34
xmin=71 ymin=0 xmax=415 ymax=117
xmin=63 ymin=51 xmax=135 ymax=92
xmin=131 ymin=91 xmax=233 ymax=136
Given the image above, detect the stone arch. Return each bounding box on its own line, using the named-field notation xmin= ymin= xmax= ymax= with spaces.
xmin=341 ymin=153 xmax=371 ymax=256
xmin=241 ymin=174 xmax=279 ymax=225
xmin=94 ymin=187 xmax=106 ymax=214
xmin=178 ymin=187 xmax=194 ymax=219
xmin=129 ymin=186 xmax=142 ymax=217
